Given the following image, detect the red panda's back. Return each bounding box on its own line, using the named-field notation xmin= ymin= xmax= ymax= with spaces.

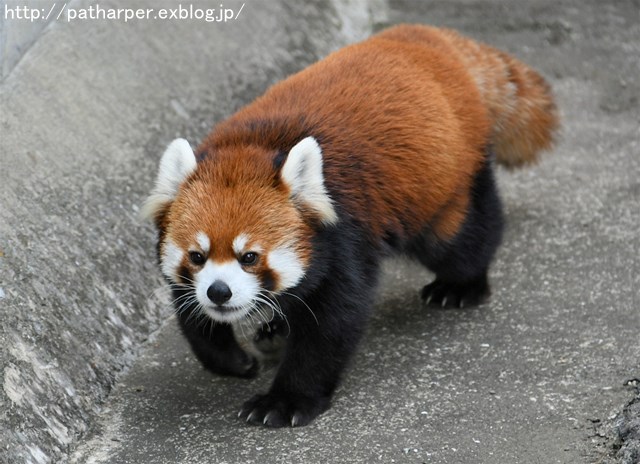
xmin=206 ymin=25 xmax=493 ymax=242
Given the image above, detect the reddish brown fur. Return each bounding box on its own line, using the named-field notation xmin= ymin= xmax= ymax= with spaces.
xmin=188 ymin=24 xmax=557 ymax=243
xmin=379 ymin=26 xmax=559 ymax=168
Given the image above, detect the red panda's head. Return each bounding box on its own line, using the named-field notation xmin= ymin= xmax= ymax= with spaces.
xmin=141 ymin=137 xmax=337 ymax=323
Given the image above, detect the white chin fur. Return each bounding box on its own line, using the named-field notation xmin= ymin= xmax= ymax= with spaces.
xmin=194 ymin=260 xmax=260 ymax=322
xmin=202 ymin=306 xmax=251 ymax=324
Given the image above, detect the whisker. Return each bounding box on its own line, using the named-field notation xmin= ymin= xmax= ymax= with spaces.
xmin=172 ymin=291 xmax=197 ymax=307
xmin=174 ymin=275 xmax=198 ymax=285
xmin=246 ymin=309 xmax=262 ymax=331
xmin=253 ymin=296 xmax=277 ymax=323
xmin=236 ymin=312 xmax=250 ymax=341
xmin=267 ymin=289 xmax=318 ymax=327
xmin=254 ymin=304 xmax=272 ymax=326
xmin=257 ymin=291 xmax=290 ymax=336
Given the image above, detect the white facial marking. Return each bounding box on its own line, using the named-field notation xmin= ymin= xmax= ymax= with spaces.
xmin=280 ymin=136 xmax=338 ymax=225
xmin=194 ymin=260 xmax=260 ymax=323
xmin=140 ymin=138 xmax=197 ymax=221
xmin=268 ymin=245 xmax=305 ymax=290
xmin=161 ymin=239 xmax=184 ymax=281
xmin=232 ymin=233 xmax=250 ymax=255
xmin=195 ymin=231 xmax=210 ymax=254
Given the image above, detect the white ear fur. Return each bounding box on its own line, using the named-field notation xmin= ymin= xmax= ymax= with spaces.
xmin=140 ymin=138 xmax=197 ymax=221
xmin=281 ymin=136 xmax=338 ymax=225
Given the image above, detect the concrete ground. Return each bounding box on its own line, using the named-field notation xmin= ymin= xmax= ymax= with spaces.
xmin=2 ymin=0 xmax=638 ymax=463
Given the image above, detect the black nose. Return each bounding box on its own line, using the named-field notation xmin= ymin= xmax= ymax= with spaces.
xmin=207 ymin=280 xmax=232 ymax=305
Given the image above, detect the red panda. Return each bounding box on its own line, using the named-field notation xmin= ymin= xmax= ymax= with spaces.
xmin=142 ymin=24 xmax=558 ymax=428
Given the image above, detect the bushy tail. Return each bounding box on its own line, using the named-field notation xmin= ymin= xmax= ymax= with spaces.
xmin=376 ymin=25 xmax=559 ymax=168
xmin=438 ymin=28 xmax=560 ymax=168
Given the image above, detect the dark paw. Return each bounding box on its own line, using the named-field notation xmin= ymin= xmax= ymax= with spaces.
xmin=253 ymin=321 xmax=287 ymax=359
xmin=200 ymin=347 xmax=258 ymax=379
xmin=238 ymin=392 xmax=329 ymax=427
xmin=421 ymin=276 xmax=489 ymax=308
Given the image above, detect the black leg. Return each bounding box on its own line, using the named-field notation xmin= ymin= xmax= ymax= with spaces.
xmin=238 ymin=272 xmax=375 ymax=427
xmin=420 ymin=274 xmax=490 ymax=308
xmin=409 ymin=157 xmax=504 ymax=308
xmin=175 ymin=290 xmax=258 ymax=378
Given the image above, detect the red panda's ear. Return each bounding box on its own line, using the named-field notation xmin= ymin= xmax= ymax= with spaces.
xmin=280 ymin=136 xmax=338 ymax=225
xmin=140 ymin=138 xmax=197 ymax=223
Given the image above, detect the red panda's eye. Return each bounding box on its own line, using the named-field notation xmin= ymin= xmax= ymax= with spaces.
xmin=189 ymin=251 xmax=206 ymax=266
xmin=239 ymin=252 xmax=258 ymax=266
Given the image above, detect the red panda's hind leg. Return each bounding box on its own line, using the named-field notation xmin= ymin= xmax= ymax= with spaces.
xmin=421 ymin=274 xmax=490 ymax=308
xmin=409 ymin=155 xmax=504 ymax=308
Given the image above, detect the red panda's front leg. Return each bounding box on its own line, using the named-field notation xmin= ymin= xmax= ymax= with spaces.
xmin=239 ymin=248 xmax=378 ymax=427
xmin=239 ymin=305 xmax=371 ymax=426
xmin=175 ymin=292 xmax=259 ymax=379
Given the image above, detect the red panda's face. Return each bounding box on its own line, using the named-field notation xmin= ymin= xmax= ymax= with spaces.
xmin=142 ymin=137 xmax=336 ymax=323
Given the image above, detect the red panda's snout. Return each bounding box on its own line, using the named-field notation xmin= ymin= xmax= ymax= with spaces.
xmin=143 ymin=137 xmax=331 ymax=323
xmin=160 ymin=230 xmax=307 ymax=323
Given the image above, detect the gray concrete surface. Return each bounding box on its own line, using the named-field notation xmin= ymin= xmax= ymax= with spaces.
xmin=0 ymin=0 xmax=61 ymax=79
xmin=2 ymin=0 xmax=638 ymax=463
xmin=0 ymin=1 xmax=384 ymax=463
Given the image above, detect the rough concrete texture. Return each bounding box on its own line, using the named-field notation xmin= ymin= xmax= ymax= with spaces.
xmin=0 ymin=0 xmax=59 ymax=79
xmin=0 ymin=1 xmax=384 ymax=462
xmin=616 ymin=391 xmax=640 ymax=464
xmin=2 ymin=0 xmax=638 ymax=463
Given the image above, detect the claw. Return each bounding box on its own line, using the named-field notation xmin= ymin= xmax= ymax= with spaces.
xmin=263 ymin=411 xmax=273 ymax=425
xmin=441 ymin=296 xmax=447 ymax=308
xmin=291 ymin=413 xmax=300 ymax=427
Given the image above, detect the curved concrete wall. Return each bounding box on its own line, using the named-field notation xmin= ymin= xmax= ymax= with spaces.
xmin=0 ymin=0 xmax=60 ymax=79
xmin=0 ymin=1 xmax=385 ymax=462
